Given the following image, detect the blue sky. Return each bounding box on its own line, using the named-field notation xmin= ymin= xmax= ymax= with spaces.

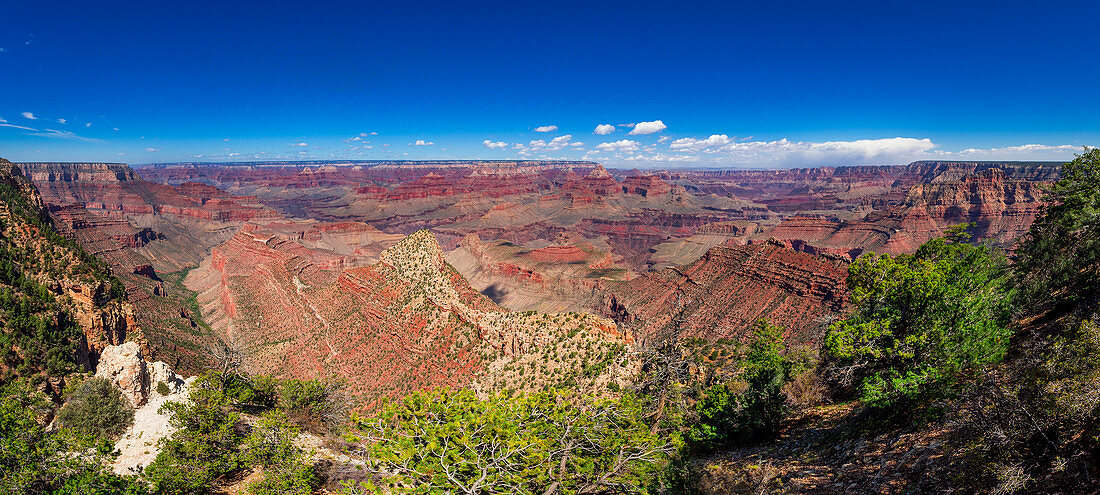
xmin=1 ymin=0 xmax=1097 ymax=167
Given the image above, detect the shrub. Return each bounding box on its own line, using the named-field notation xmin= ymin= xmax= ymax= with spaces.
xmin=55 ymin=377 xmax=134 ymax=440
xmin=143 ymin=373 xmax=317 ymax=494
xmin=1014 ymin=147 xmax=1100 ymax=318
xmin=278 ymin=378 xmax=348 ymax=432
xmin=247 ymin=461 xmax=316 ymax=495
xmin=155 ymin=380 xmax=170 ymax=396
xmin=221 ymin=373 xmax=278 ymax=410
xmin=144 ymin=374 xmax=245 ymax=494
xmin=0 ymin=381 xmax=148 ymax=494
xmin=823 ymin=227 xmax=1013 ymax=409
xmin=689 ymin=320 xmax=793 ymax=451
xmin=355 ymin=388 xmax=675 ymax=493
xmin=244 ymin=411 xmax=317 ymax=495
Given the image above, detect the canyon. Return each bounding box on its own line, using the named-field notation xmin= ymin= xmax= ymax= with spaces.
xmin=14 ymin=158 xmax=1060 ymax=403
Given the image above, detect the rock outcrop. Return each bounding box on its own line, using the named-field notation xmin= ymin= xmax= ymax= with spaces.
xmin=100 ymin=343 xmax=192 ymax=476
xmin=599 ymin=240 xmax=849 ymax=347
xmin=621 ymin=174 xmax=672 ymax=197
xmin=95 ymin=341 xmax=185 ymax=407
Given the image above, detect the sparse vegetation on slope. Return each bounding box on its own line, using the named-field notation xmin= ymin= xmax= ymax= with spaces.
xmin=690 ymin=320 xmax=797 ymax=452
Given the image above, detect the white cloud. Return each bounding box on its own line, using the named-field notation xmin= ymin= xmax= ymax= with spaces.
xmin=629 ymin=120 xmax=667 ymax=135
xmin=621 ymin=153 xmax=699 ymax=163
xmin=954 ymin=144 xmax=1078 ymax=156
xmin=718 ymin=137 xmax=935 ymax=166
xmin=0 ymin=117 xmax=6 ymax=123
xmin=533 ymin=125 xmax=558 ymax=133
xmin=413 ymin=139 xmax=434 ymax=146
xmin=596 ymin=139 xmax=641 ymax=151
xmin=549 ymin=135 xmax=572 ymax=148
xmin=0 ymin=123 xmax=37 ymax=131
xmin=57 ymin=118 xmax=66 ymax=124
xmin=594 ymin=124 xmax=615 ymax=135
xmin=596 ymin=136 xmax=1092 ymax=168
xmin=112 ymin=127 xmax=119 ymax=131
xmin=21 ymin=112 xmax=36 ymax=120
xmin=85 ymin=122 xmax=92 ymax=127
xmin=670 ymin=134 xmax=732 ymax=151
xmin=483 ymin=139 xmax=508 ymax=149
xmin=145 ymin=147 xmax=159 ymax=152
xmin=27 ymin=128 xmax=101 ymax=142
xmin=520 ymin=135 xmax=583 ymax=152
xmin=294 ymin=142 xmax=308 ymax=147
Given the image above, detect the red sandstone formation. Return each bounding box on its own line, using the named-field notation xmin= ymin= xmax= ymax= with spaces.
xmin=132 ymin=264 xmax=158 ymax=279
xmin=386 ymin=172 xmax=455 ymax=199
xmin=562 ymin=165 xmax=620 ymax=197
xmin=527 ymin=245 xmax=589 ymax=264
xmin=47 ymin=202 xmax=220 ymax=372
xmin=19 ymin=162 xmax=279 ymax=224
xmin=598 ymin=240 xmax=849 ymax=347
xmin=760 ymin=167 xmax=1051 ymax=257
xmin=453 ymin=167 xmax=541 ymax=197
xmin=187 ymin=228 xmax=626 ymax=404
xmin=621 ymin=174 xmax=672 ymax=197
xmin=129 ymin=160 xmax=1058 ymax=275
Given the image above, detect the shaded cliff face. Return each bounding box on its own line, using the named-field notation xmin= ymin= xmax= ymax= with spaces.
xmin=0 ymin=158 xmax=140 ymax=399
xmin=186 ymin=227 xmax=632 ymax=406
xmin=896 ymin=168 xmax=1045 ymax=246
xmin=598 ymin=240 xmax=848 ymax=348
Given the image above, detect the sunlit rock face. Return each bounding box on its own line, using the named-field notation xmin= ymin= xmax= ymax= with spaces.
xmin=95 ymin=342 xmax=186 ymax=408
xmin=598 ymin=240 xmax=849 ymax=347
